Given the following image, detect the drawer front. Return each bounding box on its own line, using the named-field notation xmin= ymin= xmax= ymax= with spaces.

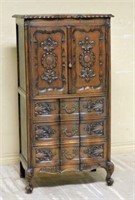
xmin=80 ymin=119 xmax=106 ymax=142
xmin=80 ymin=97 xmax=106 ymax=119
xmin=80 ymin=142 xmax=106 ymax=164
xmin=33 ymin=146 xmax=59 ymax=167
xmin=61 ymin=145 xmax=79 ymax=165
xmin=60 ymin=98 xmax=79 ymax=121
xmin=32 ymin=122 xmax=59 ymax=146
xmin=60 ymin=121 xmax=79 ymax=144
xmin=32 ymin=100 xmax=59 ymax=122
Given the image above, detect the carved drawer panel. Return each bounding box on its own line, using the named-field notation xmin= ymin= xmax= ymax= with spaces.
xmin=80 ymin=97 xmax=106 ymax=120
xmin=61 ymin=145 xmax=79 ymax=165
xmin=80 ymin=142 xmax=106 ymax=164
xmin=80 ymin=119 xmax=106 ymax=142
xmin=33 ymin=146 xmax=59 ymax=167
xmin=32 ymin=99 xmax=59 ymax=122
xmin=60 ymin=98 xmax=79 ymax=121
xmin=32 ymin=122 xmax=59 ymax=146
xmin=60 ymin=121 xmax=79 ymax=144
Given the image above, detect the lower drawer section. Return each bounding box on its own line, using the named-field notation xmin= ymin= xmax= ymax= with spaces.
xmin=33 ymin=146 xmax=59 ymax=167
xmin=80 ymin=142 xmax=106 ymax=164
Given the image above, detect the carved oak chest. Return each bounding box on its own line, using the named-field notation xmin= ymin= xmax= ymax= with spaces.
xmin=13 ymin=14 xmax=114 ymax=193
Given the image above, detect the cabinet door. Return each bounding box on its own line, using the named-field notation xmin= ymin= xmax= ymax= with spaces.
xmin=70 ymin=26 xmax=106 ymax=94
xmin=30 ymin=27 xmax=67 ymax=97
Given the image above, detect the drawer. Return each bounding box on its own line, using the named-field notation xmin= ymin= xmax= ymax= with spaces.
xmin=32 ymin=122 xmax=59 ymax=146
xmin=80 ymin=142 xmax=106 ymax=164
xmin=61 ymin=145 xmax=79 ymax=165
xmin=60 ymin=98 xmax=79 ymax=121
xmin=32 ymin=99 xmax=59 ymax=122
xmin=33 ymin=146 xmax=59 ymax=167
xmin=60 ymin=121 xmax=79 ymax=144
xmin=80 ymin=97 xmax=106 ymax=120
xmin=80 ymin=119 xmax=106 ymax=142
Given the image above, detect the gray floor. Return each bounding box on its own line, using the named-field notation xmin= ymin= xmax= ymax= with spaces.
xmin=0 ymin=152 xmax=135 ymax=200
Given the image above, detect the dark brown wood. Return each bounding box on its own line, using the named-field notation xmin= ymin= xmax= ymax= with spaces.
xmin=13 ymin=14 xmax=114 ymax=193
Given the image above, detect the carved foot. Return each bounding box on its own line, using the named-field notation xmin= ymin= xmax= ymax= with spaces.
xmin=106 ymin=177 xmax=114 ymax=186
xmin=20 ymin=162 xmax=25 ymax=178
xmin=25 ymin=168 xmax=33 ymax=194
xmin=25 ymin=184 xmax=33 ymax=194
xmin=105 ymin=161 xmax=114 ymax=186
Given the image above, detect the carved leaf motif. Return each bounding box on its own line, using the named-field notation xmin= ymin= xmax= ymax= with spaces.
xmin=35 ymin=125 xmax=55 ymax=140
xmin=84 ymin=145 xmax=104 ymax=158
xmin=84 ymin=99 xmax=104 ymax=113
xmin=85 ymin=121 xmax=104 ymax=136
xmin=36 ymin=149 xmax=54 ymax=163
xmin=34 ymin=102 xmax=54 ymax=115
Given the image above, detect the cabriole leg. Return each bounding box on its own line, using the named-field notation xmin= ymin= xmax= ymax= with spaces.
xmin=105 ymin=161 xmax=114 ymax=186
xmin=25 ymin=168 xmax=33 ymax=194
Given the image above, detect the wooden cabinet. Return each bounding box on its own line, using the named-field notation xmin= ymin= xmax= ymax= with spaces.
xmin=13 ymin=14 xmax=114 ymax=193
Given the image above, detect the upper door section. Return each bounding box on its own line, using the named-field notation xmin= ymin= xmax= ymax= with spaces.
xmin=30 ymin=26 xmax=68 ymax=97
xmin=70 ymin=26 xmax=106 ymax=94
xmin=27 ymin=18 xmax=109 ymax=97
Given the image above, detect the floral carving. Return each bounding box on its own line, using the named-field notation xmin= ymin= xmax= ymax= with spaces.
xmin=34 ymin=102 xmax=54 ymax=115
xmin=36 ymin=148 xmax=54 ymax=163
xmin=84 ymin=145 xmax=104 ymax=158
xmin=41 ymin=37 xmax=58 ymax=84
xmin=83 ymin=98 xmax=104 ymax=113
xmin=35 ymin=125 xmax=55 ymax=140
xmin=79 ymin=36 xmax=96 ymax=82
xmin=85 ymin=121 xmax=104 ymax=136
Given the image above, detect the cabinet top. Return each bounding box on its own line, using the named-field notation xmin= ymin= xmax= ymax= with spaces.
xmin=12 ymin=14 xmax=114 ymax=19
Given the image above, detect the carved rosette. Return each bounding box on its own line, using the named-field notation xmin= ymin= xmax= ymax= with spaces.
xmin=36 ymin=148 xmax=54 ymax=163
xmin=35 ymin=125 xmax=55 ymax=140
xmin=41 ymin=37 xmax=58 ymax=84
xmin=85 ymin=121 xmax=104 ymax=136
xmin=84 ymin=145 xmax=104 ymax=158
xmin=34 ymin=102 xmax=54 ymax=115
xmin=83 ymin=98 xmax=104 ymax=113
xmin=79 ymin=36 xmax=96 ymax=82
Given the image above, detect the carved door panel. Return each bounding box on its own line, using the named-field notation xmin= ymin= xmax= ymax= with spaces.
xmin=70 ymin=26 xmax=106 ymax=94
xmin=30 ymin=27 xmax=67 ymax=97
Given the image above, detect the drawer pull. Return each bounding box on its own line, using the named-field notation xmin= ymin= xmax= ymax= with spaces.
xmin=62 ymin=127 xmax=78 ymax=137
xmin=62 ymin=103 xmax=78 ymax=114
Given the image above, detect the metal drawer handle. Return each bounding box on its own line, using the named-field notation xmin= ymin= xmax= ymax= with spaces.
xmin=62 ymin=103 xmax=78 ymax=114
xmin=62 ymin=127 xmax=78 ymax=137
